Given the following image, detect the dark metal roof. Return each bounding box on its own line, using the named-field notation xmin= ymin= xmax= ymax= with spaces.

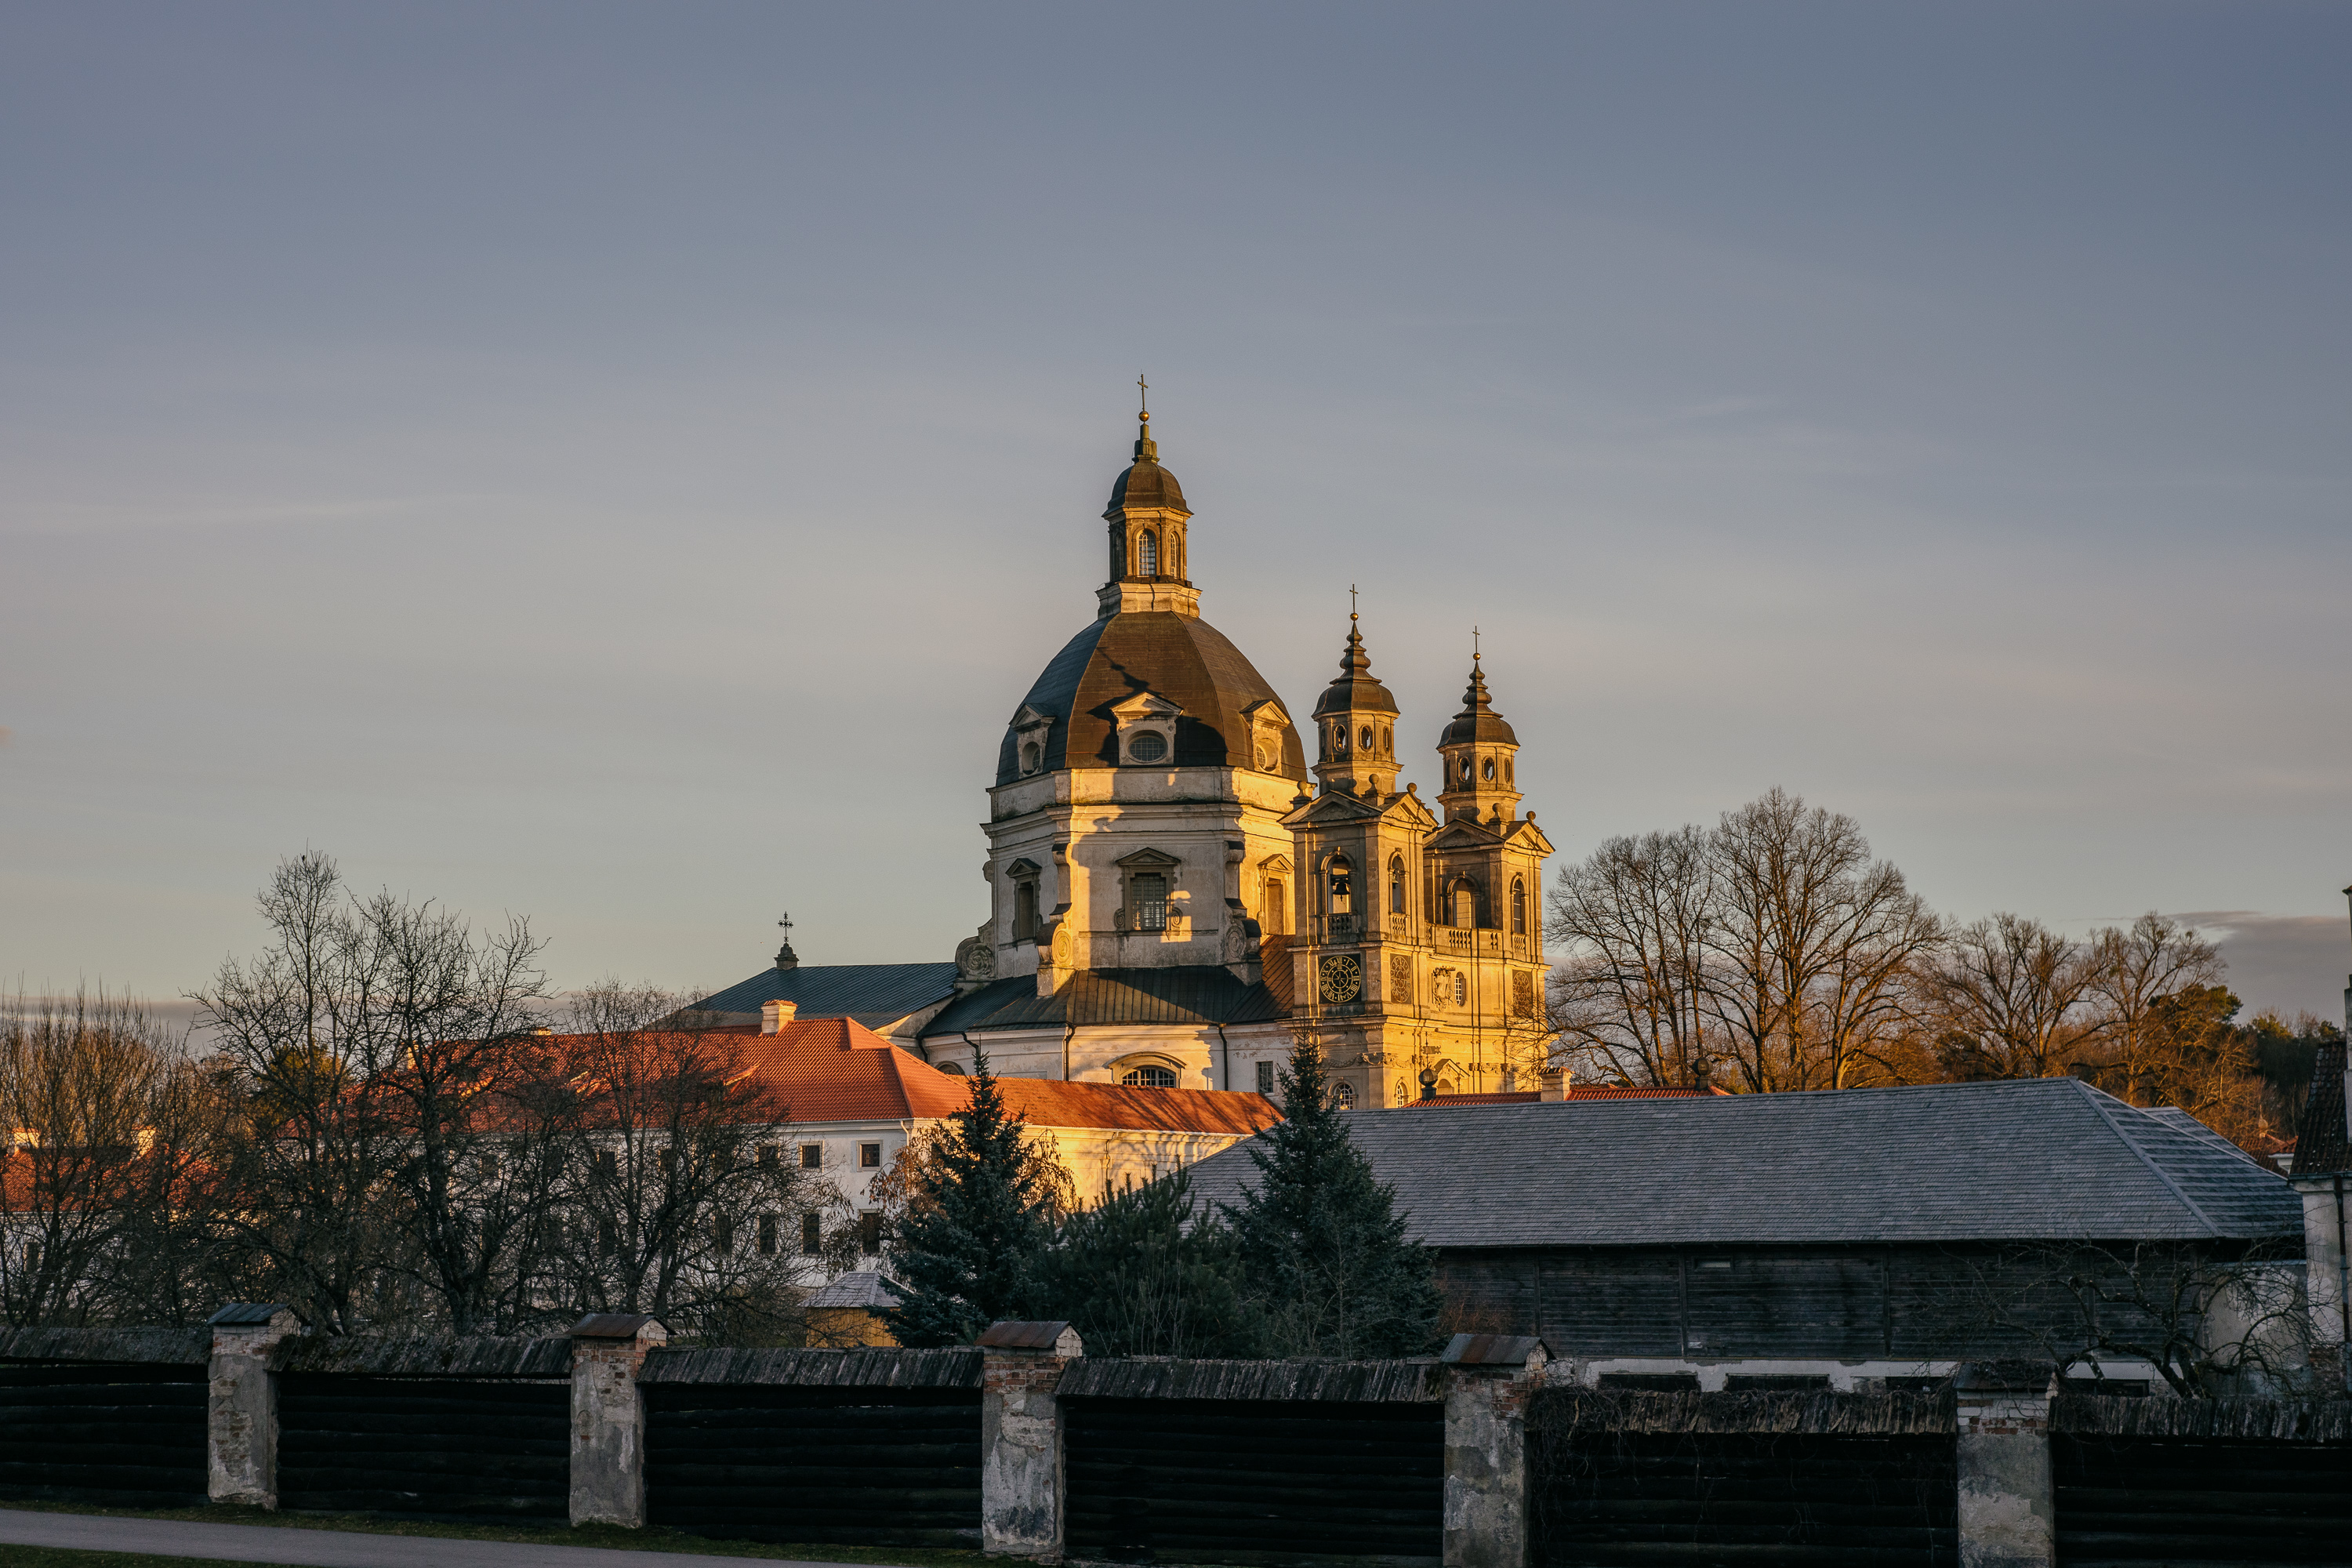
xmin=208 ymin=1302 xmax=292 ymax=1327
xmin=977 ymin=1320 xmax=1073 ymax=1350
xmin=1439 ymin=660 xmax=1518 ymax=746
xmin=692 ymin=962 xmax=957 ymax=1027
xmin=2292 ymin=1038 xmax=2348 ymax=1175
xmin=993 ymin=610 xmax=1308 ymax=786
xmin=1442 ymin=1333 xmax=1546 ymax=1367
xmin=1184 ymin=1077 xmax=2304 ymax=1249
xmin=1109 ymin=454 xmax=1187 ymax=514
xmin=1309 ymin=618 xmax=1400 ymax=720
xmin=921 ymin=965 xmax=1287 ymax=1038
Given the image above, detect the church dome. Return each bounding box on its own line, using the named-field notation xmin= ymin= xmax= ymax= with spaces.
xmin=1107 ymin=445 xmax=1188 ymax=514
xmin=1439 ymin=659 xmax=1518 ymax=746
xmin=1309 ymin=616 xmax=1400 ymax=720
xmin=996 ymin=611 xmax=1306 ymax=786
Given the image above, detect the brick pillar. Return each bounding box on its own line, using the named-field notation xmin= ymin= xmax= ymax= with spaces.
xmin=979 ymin=1319 xmax=1083 ymax=1560
xmin=1955 ymin=1361 xmax=2056 ymax=1568
xmin=568 ymin=1313 xmax=666 ymax=1528
xmin=1442 ymin=1333 xmax=1548 ymax=1568
xmin=206 ymin=1303 xmax=300 ymax=1508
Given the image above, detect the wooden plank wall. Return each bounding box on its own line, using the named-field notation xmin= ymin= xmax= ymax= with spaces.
xmin=643 ymin=1384 xmax=981 ymax=1548
xmin=1530 ymin=1428 xmax=1959 ymax=1566
xmin=1062 ymin=1397 xmax=1444 ymax=1566
xmin=275 ymin=1374 xmax=571 ymax=1520
xmin=1443 ymin=1246 xmax=2165 ymax=1361
xmin=0 ymin=1363 xmax=207 ymax=1508
xmin=2053 ymin=1435 xmax=2352 ymax=1566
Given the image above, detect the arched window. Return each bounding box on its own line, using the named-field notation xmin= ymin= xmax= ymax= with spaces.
xmin=1138 ymin=530 xmax=1158 ymax=575
xmin=1020 ymin=742 xmax=1041 ymax=773
xmin=1327 ymin=855 xmax=1353 ymax=915
xmin=1358 ymin=724 xmax=1373 ymax=750
xmin=1458 ymin=755 xmax=1473 ymax=784
xmin=1263 ymin=877 xmax=1287 ymax=935
xmin=1454 ymin=971 xmax=1468 ymax=1006
xmin=1482 ymin=756 xmax=1496 ymax=782
xmin=1453 ymin=881 xmax=1477 ymax=929
xmin=1121 ymin=1065 xmax=1178 ymax=1088
xmin=1511 ymin=877 xmax=1526 ymax=935
xmin=1388 ymin=855 xmax=1406 ymax=915
xmin=1129 ymin=728 xmax=1167 ymax=763
xmin=1330 ymin=1080 xmax=1356 ymax=1110
xmin=1014 ymin=880 xmax=1040 ymax=942
xmin=938 ymin=1062 xmax=967 ymax=1076
xmin=1331 ymin=722 xmax=1348 ymax=755
xmin=1504 ymin=757 xmax=1514 ymax=783
xmin=1130 ymin=872 xmax=1169 ymax=930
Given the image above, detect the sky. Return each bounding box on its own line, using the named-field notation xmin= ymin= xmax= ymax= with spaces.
xmin=4 ymin=2 xmax=2348 ymax=1023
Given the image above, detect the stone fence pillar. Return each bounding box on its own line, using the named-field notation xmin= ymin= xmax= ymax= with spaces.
xmin=1441 ymin=1334 xmax=1548 ymax=1568
xmin=979 ymin=1319 xmax=1083 ymax=1560
xmin=1955 ymin=1360 xmax=2056 ymax=1568
xmin=568 ymin=1313 xmax=666 ymax=1528
xmin=206 ymin=1303 xmax=301 ymax=1508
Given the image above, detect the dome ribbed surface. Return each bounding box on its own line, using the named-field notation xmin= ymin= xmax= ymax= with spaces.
xmin=1108 ymin=456 xmax=1187 ymax=514
xmin=997 ymin=612 xmax=1305 ymax=786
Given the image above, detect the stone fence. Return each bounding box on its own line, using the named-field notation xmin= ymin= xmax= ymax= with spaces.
xmin=2 ymin=1310 xmax=2349 ymax=1566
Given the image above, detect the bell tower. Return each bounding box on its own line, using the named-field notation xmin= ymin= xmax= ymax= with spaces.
xmin=1100 ymin=382 xmax=1198 ymax=619
xmin=1309 ymin=602 xmax=1403 ymax=800
xmin=1435 ymin=649 xmax=1523 ymax=826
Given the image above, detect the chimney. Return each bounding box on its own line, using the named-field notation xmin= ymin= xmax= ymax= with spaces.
xmin=1539 ymin=1068 xmax=1568 ymax=1102
xmin=760 ymin=999 xmax=798 ymax=1035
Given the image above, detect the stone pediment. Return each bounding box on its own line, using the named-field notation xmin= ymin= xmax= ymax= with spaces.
xmin=1500 ymin=817 xmax=1555 ymax=855
xmin=1380 ymin=791 xmax=1439 ymax=829
xmin=1109 ymin=690 xmax=1185 ymax=722
xmin=1011 ymin=704 xmax=1054 ymax=735
xmin=1427 ymin=818 xmax=1503 ymax=852
xmin=1240 ymin=696 xmax=1290 ymax=728
xmin=1004 ymin=858 xmax=1042 ymax=877
xmin=1281 ymin=790 xmax=1383 ymax=828
xmin=1112 ymin=846 xmax=1182 ymax=869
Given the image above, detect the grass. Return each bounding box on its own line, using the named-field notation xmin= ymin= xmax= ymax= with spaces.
xmin=0 ymin=1502 xmax=994 ymax=1566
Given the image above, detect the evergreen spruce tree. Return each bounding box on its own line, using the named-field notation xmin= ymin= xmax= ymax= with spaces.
xmin=1025 ymin=1169 xmax=1263 ymax=1359
xmin=882 ymin=1048 xmax=1058 ymax=1346
xmin=1224 ymin=1034 xmax=1442 ymax=1357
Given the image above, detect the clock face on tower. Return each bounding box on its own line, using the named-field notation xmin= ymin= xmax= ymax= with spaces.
xmin=1319 ymin=953 xmax=1362 ymax=1004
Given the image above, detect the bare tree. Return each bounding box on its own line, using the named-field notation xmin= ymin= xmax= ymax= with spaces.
xmin=1927 ymin=913 xmax=2107 ymax=1080
xmin=1546 ymin=827 xmax=1715 ymax=1087
xmin=539 ymin=983 xmax=848 ymax=1345
xmin=0 ymin=991 xmax=181 ymax=1325
xmin=194 ymin=851 xmax=552 ymax=1333
xmin=1978 ymin=1239 xmax=2313 ymax=1398
xmin=2085 ymin=914 xmax=2225 ymax=1102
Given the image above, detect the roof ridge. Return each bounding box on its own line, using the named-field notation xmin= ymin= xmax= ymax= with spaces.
xmin=2069 ymin=1077 xmax=2220 ymax=1236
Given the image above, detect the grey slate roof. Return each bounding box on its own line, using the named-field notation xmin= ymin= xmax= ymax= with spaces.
xmin=1181 ymin=1077 xmax=2302 ymax=1249
xmin=692 ymin=963 xmax=957 ymax=1029
xmin=2292 ymin=1039 xmax=2348 ymax=1176
xmin=920 ymin=965 xmax=1287 ymax=1039
xmin=804 ymin=1270 xmax=904 ymax=1311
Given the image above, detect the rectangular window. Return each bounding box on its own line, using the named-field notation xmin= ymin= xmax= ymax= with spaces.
xmin=593 ymin=1149 xmax=617 ymax=1180
xmin=714 ymin=1215 xmax=735 ymax=1255
xmin=1255 ymin=1061 xmax=1276 ymax=1096
xmin=597 ymin=1219 xmax=619 ymax=1258
xmin=858 ymin=1211 xmax=883 ymax=1255
xmin=858 ymin=1142 xmax=882 ymax=1170
xmin=1130 ymin=872 xmax=1168 ymax=931
xmin=1014 ymin=880 xmax=1039 ymax=942
xmin=1262 ymin=878 xmax=1286 ymax=935
xmin=757 ymin=1145 xmax=779 ymax=1172
xmin=799 ymin=1143 xmax=822 ymax=1170
xmin=757 ymin=1214 xmax=779 ymax=1256
xmin=800 ymin=1213 xmax=822 ymax=1255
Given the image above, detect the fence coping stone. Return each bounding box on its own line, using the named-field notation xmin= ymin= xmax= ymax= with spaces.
xmin=1442 ymin=1333 xmax=1548 ymax=1367
xmin=1058 ymin=1356 xmax=1445 ymax=1403
xmin=0 ymin=1327 xmax=210 ymax=1366
xmin=1530 ymin=1385 xmax=1958 ymax=1436
xmin=273 ymin=1333 xmax=571 ymax=1378
xmin=640 ymin=1345 xmax=983 ymax=1388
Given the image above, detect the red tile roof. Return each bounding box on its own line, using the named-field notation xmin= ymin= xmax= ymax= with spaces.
xmin=676 ymin=1018 xmax=1282 ymax=1135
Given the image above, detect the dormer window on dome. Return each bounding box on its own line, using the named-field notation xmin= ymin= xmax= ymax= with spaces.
xmin=1010 ymin=704 xmax=1054 ymax=778
xmin=1109 ymin=690 xmax=1183 ymax=768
